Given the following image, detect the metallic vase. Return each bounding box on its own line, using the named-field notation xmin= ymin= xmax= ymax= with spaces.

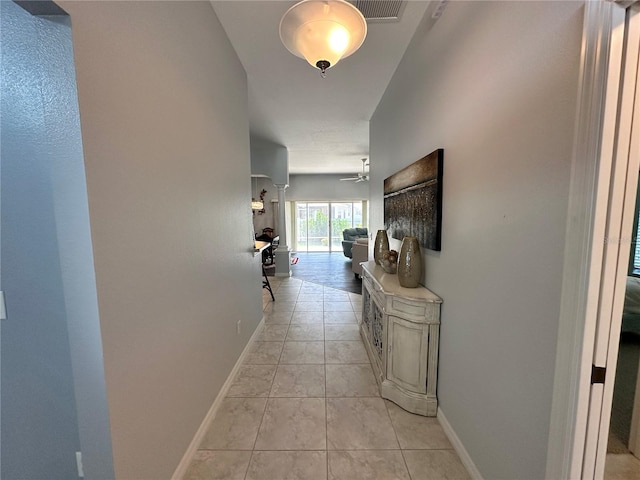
xmin=398 ymin=236 xmax=422 ymax=288
xmin=373 ymin=230 xmax=389 ymax=265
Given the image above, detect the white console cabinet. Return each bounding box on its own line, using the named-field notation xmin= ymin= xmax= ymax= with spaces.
xmin=360 ymin=261 xmax=442 ymax=416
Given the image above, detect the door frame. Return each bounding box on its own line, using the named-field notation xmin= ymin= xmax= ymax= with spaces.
xmin=547 ymin=1 xmax=640 ymax=478
xmin=589 ymin=6 xmax=640 ymax=477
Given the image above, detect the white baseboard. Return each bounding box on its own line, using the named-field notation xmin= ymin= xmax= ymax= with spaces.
xmin=437 ymin=408 xmax=484 ymax=480
xmin=171 ymin=317 xmax=265 ymax=480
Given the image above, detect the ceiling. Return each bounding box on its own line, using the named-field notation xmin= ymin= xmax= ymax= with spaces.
xmin=210 ymin=0 xmax=431 ymax=175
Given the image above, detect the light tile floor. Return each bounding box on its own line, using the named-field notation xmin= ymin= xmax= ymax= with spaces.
xmin=605 ymin=453 xmax=640 ymax=479
xmin=184 ymin=277 xmax=470 ymax=480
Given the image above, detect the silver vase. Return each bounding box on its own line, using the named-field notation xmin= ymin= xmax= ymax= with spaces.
xmin=398 ymin=236 xmax=422 ymax=288
xmin=373 ymin=230 xmax=389 ymax=265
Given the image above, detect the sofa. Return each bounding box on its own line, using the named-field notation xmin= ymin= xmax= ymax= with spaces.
xmin=342 ymin=227 xmax=368 ymax=258
xmin=351 ymin=238 xmax=369 ymax=278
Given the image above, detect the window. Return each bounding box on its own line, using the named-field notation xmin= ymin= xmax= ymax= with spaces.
xmin=630 ymin=176 xmax=640 ymax=276
xmin=632 ymin=212 xmax=640 ymax=275
xmin=294 ymin=201 xmax=364 ymax=252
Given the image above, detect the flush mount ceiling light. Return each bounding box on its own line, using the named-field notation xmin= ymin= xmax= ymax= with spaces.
xmin=279 ymin=0 xmax=367 ymax=77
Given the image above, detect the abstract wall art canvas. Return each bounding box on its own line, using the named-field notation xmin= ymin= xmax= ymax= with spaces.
xmin=384 ymin=149 xmax=443 ymax=251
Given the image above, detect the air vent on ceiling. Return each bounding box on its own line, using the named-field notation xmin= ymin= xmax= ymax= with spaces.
xmin=348 ymin=0 xmax=406 ymax=22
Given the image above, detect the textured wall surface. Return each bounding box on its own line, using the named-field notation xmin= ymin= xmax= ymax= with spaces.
xmin=58 ymin=1 xmax=262 ymax=477
xmin=370 ymin=2 xmax=583 ymax=478
xmin=1 ymin=3 xmax=86 ymax=478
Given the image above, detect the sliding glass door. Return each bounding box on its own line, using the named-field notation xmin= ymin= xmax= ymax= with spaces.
xmin=296 ymin=203 xmax=329 ymax=251
xmin=295 ymin=201 xmax=364 ymax=252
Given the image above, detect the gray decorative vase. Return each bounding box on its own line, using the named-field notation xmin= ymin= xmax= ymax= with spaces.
xmin=373 ymin=230 xmax=389 ymax=265
xmin=398 ymin=236 xmax=422 ymax=288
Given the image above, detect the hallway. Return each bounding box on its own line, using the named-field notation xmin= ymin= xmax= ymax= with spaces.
xmin=183 ymin=277 xmax=470 ymax=479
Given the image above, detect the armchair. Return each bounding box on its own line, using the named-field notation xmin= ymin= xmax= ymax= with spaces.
xmin=351 ymin=238 xmax=369 ymax=278
xmin=341 ymin=227 xmax=368 ymax=258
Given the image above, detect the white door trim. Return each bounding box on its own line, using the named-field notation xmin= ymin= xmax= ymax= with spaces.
xmin=546 ymin=1 xmax=630 ymax=478
xmin=593 ymin=5 xmax=640 ymax=477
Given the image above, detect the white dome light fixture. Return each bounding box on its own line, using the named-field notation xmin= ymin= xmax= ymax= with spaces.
xmin=279 ymin=0 xmax=367 ymax=78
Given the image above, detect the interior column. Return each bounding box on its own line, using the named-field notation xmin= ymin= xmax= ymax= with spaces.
xmin=274 ymin=184 xmax=292 ymax=277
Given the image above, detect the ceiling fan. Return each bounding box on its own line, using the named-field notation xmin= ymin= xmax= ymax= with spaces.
xmin=340 ymin=158 xmax=369 ymax=183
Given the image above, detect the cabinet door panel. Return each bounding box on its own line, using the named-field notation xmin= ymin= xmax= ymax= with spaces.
xmin=390 ymin=297 xmax=427 ymax=318
xmin=387 ymin=315 xmax=428 ymax=394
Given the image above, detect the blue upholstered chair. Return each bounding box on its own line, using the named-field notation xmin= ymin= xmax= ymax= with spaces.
xmin=341 ymin=227 xmax=368 ymax=258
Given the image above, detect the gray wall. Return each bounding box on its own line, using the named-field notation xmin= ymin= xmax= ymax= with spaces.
xmin=1 ymin=3 xmax=112 ymax=478
xmin=251 ymin=136 xmax=289 ymax=185
xmin=370 ymin=2 xmax=583 ymax=478
xmin=287 ymin=174 xmax=370 ymax=201
xmin=58 ymin=1 xmax=263 ymax=478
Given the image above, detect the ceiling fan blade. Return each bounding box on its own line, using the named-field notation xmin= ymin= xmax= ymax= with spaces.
xmin=340 ymin=177 xmax=357 ymax=181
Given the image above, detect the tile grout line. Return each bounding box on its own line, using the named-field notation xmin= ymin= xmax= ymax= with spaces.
xmin=244 ymin=394 xmax=269 ymax=480
xmin=400 ymin=450 xmax=414 ymax=480
xmin=248 ymin=277 xmax=285 ymax=472
xmin=323 ymin=292 xmax=330 ymax=480
xmin=384 ymin=399 xmax=414 ymax=480
xmin=247 ymin=280 xmax=290 ymax=475
xmin=242 ymin=450 xmax=253 ymax=480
